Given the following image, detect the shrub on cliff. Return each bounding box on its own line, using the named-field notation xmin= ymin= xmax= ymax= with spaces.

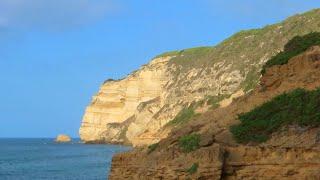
xmin=179 ymin=134 xmax=201 ymax=153
xmin=262 ymin=32 xmax=320 ymax=74
xmin=147 ymin=143 xmax=159 ymax=154
xmin=187 ymin=163 xmax=199 ymax=174
xmin=206 ymin=94 xmax=230 ymax=109
xmin=166 ymin=107 xmax=196 ymax=126
xmin=231 ymin=88 xmax=320 ymax=143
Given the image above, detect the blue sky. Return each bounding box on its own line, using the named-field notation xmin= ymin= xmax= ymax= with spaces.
xmin=0 ymin=0 xmax=319 ymax=138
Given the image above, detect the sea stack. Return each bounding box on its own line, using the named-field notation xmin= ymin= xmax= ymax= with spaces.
xmin=55 ymin=134 xmax=71 ymax=143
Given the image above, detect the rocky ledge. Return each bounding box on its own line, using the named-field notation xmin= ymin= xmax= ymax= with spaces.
xmin=79 ymin=9 xmax=320 ymax=147
xmin=109 ymin=47 xmax=320 ymax=179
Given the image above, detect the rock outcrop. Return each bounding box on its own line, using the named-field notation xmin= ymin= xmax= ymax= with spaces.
xmin=109 ymin=46 xmax=320 ymax=179
xmin=79 ymin=9 xmax=320 ymax=146
xmin=55 ymin=134 xmax=71 ymax=143
xmin=79 ymin=57 xmax=170 ymax=144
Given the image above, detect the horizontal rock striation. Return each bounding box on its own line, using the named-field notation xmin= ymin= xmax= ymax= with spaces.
xmin=224 ymin=146 xmax=320 ymax=179
xmin=80 ymin=9 xmax=320 ymax=147
xmin=109 ymin=46 xmax=320 ymax=179
xmin=79 ymin=57 xmax=170 ymax=144
xmin=109 ymin=145 xmax=224 ymax=180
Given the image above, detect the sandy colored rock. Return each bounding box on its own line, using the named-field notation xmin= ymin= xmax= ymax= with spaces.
xmin=55 ymin=134 xmax=71 ymax=143
xmin=78 ymin=53 xmax=249 ymax=146
xmin=80 ymin=9 xmax=320 ymax=147
xmin=109 ymin=144 xmax=225 ymax=180
xmin=109 ymin=47 xmax=320 ymax=179
xmin=79 ymin=57 xmax=171 ymax=144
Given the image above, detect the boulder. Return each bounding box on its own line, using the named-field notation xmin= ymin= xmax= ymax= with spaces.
xmin=55 ymin=134 xmax=71 ymax=143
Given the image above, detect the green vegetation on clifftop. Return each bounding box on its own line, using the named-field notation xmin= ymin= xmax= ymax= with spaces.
xmin=154 ymin=9 xmax=320 ymax=92
xmin=206 ymin=94 xmax=230 ymax=109
xmin=231 ymin=88 xmax=320 ymax=143
xmin=155 ymin=46 xmax=212 ymax=59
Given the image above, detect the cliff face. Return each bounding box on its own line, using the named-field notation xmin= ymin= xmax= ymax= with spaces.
xmin=109 ymin=46 xmax=320 ymax=179
xmin=79 ymin=57 xmax=170 ymax=143
xmin=79 ymin=9 xmax=320 ymax=146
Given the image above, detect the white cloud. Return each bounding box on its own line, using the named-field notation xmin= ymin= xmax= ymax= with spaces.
xmin=0 ymin=0 xmax=120 ymax=30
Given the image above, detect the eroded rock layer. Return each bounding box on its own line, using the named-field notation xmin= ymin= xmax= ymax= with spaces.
xmin=109 ymin=46 xmax=320 ymax=179
xmin=80 ymin=9 xmax=320 ymax=146
xmin=79 ymin=57 xmax=170 ymax=143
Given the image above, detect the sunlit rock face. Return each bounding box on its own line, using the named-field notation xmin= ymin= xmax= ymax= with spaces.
xmin=108 ymin=46 xmax=320 ymax=180
xmin=80 ymin=9 xmax=320 ymax=146
xmin=79 ymin=52 xmax=248 ymax=145
xmin=79 ymin=57 xmax=170 ymax=144
xmin=55 ymin=134 xmax=71 ymax=143
xmin=79 ymin=54 xmax=250 ymax=146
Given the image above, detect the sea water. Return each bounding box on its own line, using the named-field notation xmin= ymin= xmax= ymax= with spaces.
xmin=0 ymin=138 xmax=130 ymax=180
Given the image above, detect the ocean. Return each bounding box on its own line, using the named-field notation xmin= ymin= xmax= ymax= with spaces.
xmin=0 ymin=138 xmax=131 ymax=180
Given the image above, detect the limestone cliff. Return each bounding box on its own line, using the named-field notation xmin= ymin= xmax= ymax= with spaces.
xmin=80 ymin=9 xmax=320 ymax=146
xmin=109 ymin=45 xmax=320 ymax=179
xmin=79 ymin=57 xmax=170 ymax=144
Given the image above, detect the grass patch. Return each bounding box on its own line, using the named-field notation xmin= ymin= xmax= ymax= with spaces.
xmin=155 ymin=46 xmax=212 ymax=59
xmin=241 ymin=68 xmax=260 ymax=92
xmin=262 ymin=32 xmax=320 ymax=74
xmin=166 ymin=107 xmax=196 ymax=126
xmin=167 ymin=47 xmax=212 ymax=67
xmin=179 ymin=134 xmax=201 ymax=153
xmin=230 ymin=88 xmax=320 ymax=143
xmin=153 ymin=11 xmax=320 ymax=97
xmin=187 ymin=163 xmax=199 ymax=174
xmin=190 ymin=99 xmax=206 ymax=109
xmin=147 ymin=143 xmax=159 ymax=154
xmin=206 ymin=94 xmax=230 ymax=108
xmin=155 ymin=50 xmax=181 ymax=58
xmin=155 ymin=47 xmax=212 ymax=58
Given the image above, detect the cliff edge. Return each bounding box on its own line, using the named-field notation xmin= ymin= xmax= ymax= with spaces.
xmin=109 ymin=45 xmax=320 ymax=179
xmin=79 ymin=9 xmax=320 ymax=146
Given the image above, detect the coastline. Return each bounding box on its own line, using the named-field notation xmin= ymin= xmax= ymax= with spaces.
xmin=0 ymin=138 xmax=131 ymax=180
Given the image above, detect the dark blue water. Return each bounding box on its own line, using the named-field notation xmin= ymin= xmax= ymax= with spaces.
xmin=0 ymin=138 xmax=131 ymax=180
